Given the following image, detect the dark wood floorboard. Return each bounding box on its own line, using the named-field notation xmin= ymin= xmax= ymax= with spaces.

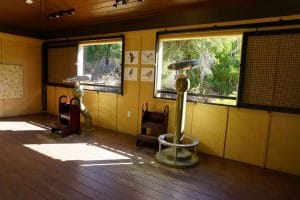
xmin=0 ymin=113 xmax=300 ymax=200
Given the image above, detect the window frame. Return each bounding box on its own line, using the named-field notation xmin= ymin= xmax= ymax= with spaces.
xmin=45 ymin=42 xmax=79 ymax=88
xmin=154 ymin=29 xmax=243 ymax=106
xmin=45 ymin=35 xmax=125 ymax=95
xmin=77 ymin=35 xmax=125 ymax=95
xmin=237 ymin=28 xmax=300 ymax=114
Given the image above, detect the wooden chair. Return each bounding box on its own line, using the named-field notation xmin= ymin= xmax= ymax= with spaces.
xmin=136 ymin=102 xmax=169 ymax=146
xmin=51 ymin=95 xmax=81 ymax=137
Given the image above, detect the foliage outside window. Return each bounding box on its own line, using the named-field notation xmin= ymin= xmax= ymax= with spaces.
xmin=155 ymin=32 xmax=242 ymax=105
xmin=77 ymin=38 xmax=123 ymax=93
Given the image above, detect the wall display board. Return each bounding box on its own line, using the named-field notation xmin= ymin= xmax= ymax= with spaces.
xmin=0 ymin=64 xmax=23 ymax=99
xmin=141 ymin=50 xmax=155 ymax=64
xmin=140 ymin=67 xmax=154 ymax=82
xmin=125 ymin=51 xmax=139 ymax=64
xmin=124 ymin=67 xmax=138 ymax=81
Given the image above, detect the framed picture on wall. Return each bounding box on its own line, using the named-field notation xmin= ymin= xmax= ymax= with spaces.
xmin=124 ymin=67 xmax=138 ymax=81
xmin=125 ymin=51 xmax=139 ymax=64
xmin=141 ymin=67 xmax=154 ymax=82
xmin=0 ymin=64 xmax=23 ymax=99
xmin=141 ymin=50 xmax=155 ymax=64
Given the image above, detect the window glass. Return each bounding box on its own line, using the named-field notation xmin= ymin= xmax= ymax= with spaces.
xmin=155 ymin=33 xmax=242 ymax=105
xmin=78 ymin=38 xmax=123 ymax=93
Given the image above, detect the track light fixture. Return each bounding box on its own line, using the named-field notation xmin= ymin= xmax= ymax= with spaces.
xmin=48 ymin=9 xmax=76 ymax=20
xmin=113 ymin=0 xmax=144 ymax=8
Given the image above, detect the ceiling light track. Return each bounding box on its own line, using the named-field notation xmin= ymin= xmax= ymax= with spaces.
xmin=113 ymin=0 xmax=144 ymax=8
xmin=48 ymin=9 xmax=76 ymax=20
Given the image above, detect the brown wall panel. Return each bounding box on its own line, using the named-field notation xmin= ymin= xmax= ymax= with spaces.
xmin=47 ymin=47 xmax=77 ymax=84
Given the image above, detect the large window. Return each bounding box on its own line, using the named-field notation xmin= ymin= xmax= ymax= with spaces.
xmin=77 ymin=37 xmax=124 ymax=94
xmin=155 ymin=32 xmax=242 ymax=105
xmin=47 ymin=46 xmax=78 ymax=85
xmin=239 ymin=29 xmax=300 ymax=113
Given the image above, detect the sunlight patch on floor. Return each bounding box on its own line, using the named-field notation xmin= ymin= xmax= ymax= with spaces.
xmin=0 ymin=121 xmax=47 ymax=131
xmin=23 ymin=143 xmax=131 ymax=161
xmin=101 ymin=145 xmax=134 ymax=157
xmin=81 ymin=162 xmax=133 ymax=166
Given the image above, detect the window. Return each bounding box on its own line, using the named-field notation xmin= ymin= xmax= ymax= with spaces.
xmin=77 ymin=37 xmax=124 ymax=94
xmin=155 ymin=32 xmax=242 ymax=105
xmin=47 ymin=46 xmax=78 ymax=85
xmin=239 ymin=29 xmax=300 ymax=113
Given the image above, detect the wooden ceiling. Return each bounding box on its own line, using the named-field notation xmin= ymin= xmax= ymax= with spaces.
xmin=45 ymin=0 xmax=209 ymax=29
xmin=0 ymin=0 xmax=209 ymax=32
xmin=1 ymin=0 xmax=300 ymax=39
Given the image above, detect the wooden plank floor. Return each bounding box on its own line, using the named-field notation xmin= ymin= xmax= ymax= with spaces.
xmin=0 ymin=113 xmax=300 ymax=200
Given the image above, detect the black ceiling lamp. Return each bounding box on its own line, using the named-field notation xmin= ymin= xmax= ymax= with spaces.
xmin=113 ymin=0 xmax=144 ymax=8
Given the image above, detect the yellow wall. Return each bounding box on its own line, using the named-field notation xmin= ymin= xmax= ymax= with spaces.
xmin=225 ymin=108 xmax=270 ymax=167
xmin=266 ymin=113 xmax=300 ymax=176
xmin=192 ymin=104 xmax=228 ymax=157
xmin=46 ymin=29 xmax=300 ymax=176
xmin=0 ymin=33 xmax=42 ymax=117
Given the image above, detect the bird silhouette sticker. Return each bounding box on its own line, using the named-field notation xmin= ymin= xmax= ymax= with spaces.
xmin=124 ymin=67 xmax=137 ymax=81
xmin=128 ymin=68 xmax=134 ymax=76
xmin=143 ymin=52 xmax=152 ymax=59
xmin=141 ymin=67 xmax=154 ymax=82
xmin=129 ymin=52 xmax=135 ymax=63
xmin=141 ymin=50 xmax=155 ymax=64
xmin=125 ymin=51 xmax=138 ymax=64
xmin=144 ymin=70 xmax=152 ymax=78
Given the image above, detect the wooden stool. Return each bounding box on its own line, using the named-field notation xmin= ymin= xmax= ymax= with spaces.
xmin=136 ymin=102 xmax=169 ymax=147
